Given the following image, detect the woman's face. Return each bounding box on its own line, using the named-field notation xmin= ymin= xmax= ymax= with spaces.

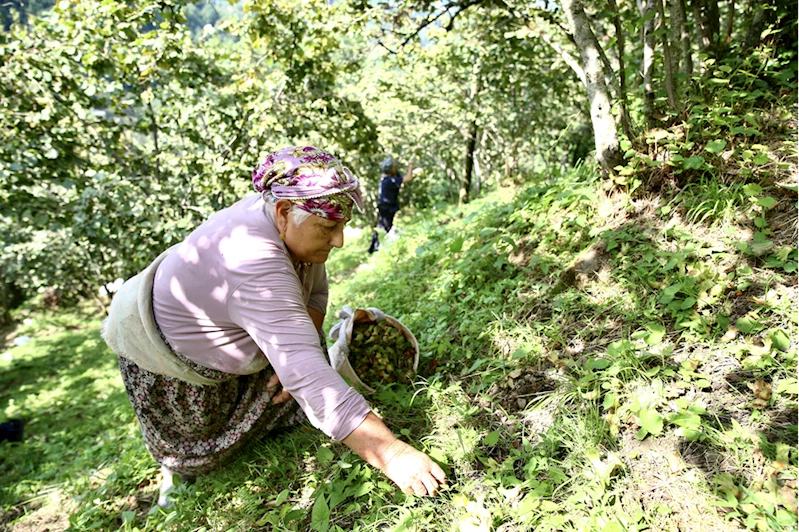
xmin=285 ymin=213 xmax=346 ymax=264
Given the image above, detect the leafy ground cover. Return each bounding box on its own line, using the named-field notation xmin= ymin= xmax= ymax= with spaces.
xmin=1 ymin=153 xmax=796 ymax=531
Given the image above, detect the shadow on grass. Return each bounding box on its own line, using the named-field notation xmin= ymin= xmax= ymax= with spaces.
xmin=0 ymin=321 xmax=145 ymax=521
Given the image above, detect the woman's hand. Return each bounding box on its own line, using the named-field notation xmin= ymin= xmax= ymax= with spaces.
xmin=342 ymin=412 xmax=448 ymax=496
xmin=379 ymin=440 xmax=447 ymax=496
xmin=266 ymin=373 xmax=293 ymax=404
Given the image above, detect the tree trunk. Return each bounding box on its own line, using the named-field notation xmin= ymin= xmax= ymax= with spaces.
xmin=743 ymin=0 xmax=766 ymax=51
xmin=674 ymin=0 xmax=693 ymax=76
xmin=591 ymin=18 xmax=619 ymax=95
xmin=723 ymin=0 xmax=735 ymax=44
xmin=668 ymin=0 xmax=682 ymax=76
xmin=692 ymin=0 xmax=721 ymax=53
xmin=461 ymin=120 xmax=478 ymax=204
xmin=504 ymin=137 xmax=519 ymax=181
xmin=460 ymin=60 xmax=482 ymax=204
xmin=657 ymin=0 xmax=678 ymax=109
xmin=473 ymin=138 xmax=482 ymax=197
xmin=608 ymin=0 xmax=634 ymax=141
xmin=639 ymin=0 xmax=657 ymax=126
xmin=561 ymin=0 xmax=623 ymax=175
xmin=446 ymin=167 xmax=457 ymax=204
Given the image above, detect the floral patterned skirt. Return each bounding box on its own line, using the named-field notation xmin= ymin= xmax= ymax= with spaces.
xmin=118 ymin=342 xmax=312 ymax=476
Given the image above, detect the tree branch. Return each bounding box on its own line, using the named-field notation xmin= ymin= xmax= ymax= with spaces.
xmin=396 ymin=0 xmax=484 ymax=48
xmin=528 ymin=20 xmax=586 ymax=85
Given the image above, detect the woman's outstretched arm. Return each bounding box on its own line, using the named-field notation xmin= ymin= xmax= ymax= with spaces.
xmin=342 ymin=411 xmax=447 ymax=496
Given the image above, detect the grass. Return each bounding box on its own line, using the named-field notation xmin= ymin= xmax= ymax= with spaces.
xmin=1 ymin=161 xmax=797 ymax=531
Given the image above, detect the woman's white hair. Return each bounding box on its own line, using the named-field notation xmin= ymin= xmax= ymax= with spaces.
xmin=262 ymin=191 xmax=313 ymax=227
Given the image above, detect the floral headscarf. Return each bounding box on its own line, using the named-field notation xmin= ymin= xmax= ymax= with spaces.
xmin=252 ymin=146 xmax=363 ymax=222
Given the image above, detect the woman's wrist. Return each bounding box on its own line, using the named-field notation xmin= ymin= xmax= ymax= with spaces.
xmin=342 ymin=412 xmax=402 ymax=470
xmin=376 ymin=439 xmax=404 ymax=471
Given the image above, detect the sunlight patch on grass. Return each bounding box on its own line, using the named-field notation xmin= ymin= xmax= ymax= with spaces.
xmin=485 ymin=320 xmax=548 ymax=362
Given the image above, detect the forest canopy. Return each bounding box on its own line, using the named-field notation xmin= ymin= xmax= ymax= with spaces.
xmin=0 ymin=0 xmax=796 ymax=317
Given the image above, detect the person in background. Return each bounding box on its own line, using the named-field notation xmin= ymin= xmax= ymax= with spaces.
xmin=102 ymin=146 xmax=446 ymax=508
xmin=0 ymin=418 xmax=24 ymax=443
xmin=367 ymin=155 xmax=416 ymax=254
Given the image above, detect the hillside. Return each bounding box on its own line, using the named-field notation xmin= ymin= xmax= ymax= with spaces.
xmin=1 ymin=0 xmax=797 ymax=529
xmin=1 ymin=160 xmax=796 ymax=531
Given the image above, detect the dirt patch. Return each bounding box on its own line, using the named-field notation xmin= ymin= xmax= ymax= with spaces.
xmin=5 ymin=509 xmax=70 ymax=532
xmin=767 ymin=188 xmax=798 ymax=250
xmin=1 ymin=492 xmax=70 ymax=532
xmin=553 ymin=241 xmax=610 ymax=293
xmin=616 ymin=429 xmax=744 ymax=532
xmin=475 ymin=368 xmax=559 ymax=415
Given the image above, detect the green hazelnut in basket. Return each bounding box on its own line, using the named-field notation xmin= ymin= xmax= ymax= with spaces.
xmin=348 ymin=321 xmax=415 ymax=387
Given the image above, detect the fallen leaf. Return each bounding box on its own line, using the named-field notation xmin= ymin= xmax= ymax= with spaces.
xmin=722 ymin=326 xmax=739 ymax=342
xmin=748 ymin=380 xmax=772 ymax=407
xmin=666 ymin=452 xmax=685 ymax=473
xmin=778 ymin=486 xmax=798 ymax=514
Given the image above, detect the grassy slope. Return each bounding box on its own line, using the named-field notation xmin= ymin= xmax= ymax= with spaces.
xmin=1 ymin=158 xmax=796 ymax=531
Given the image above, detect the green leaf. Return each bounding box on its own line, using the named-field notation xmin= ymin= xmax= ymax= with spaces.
xmin=757 ymin=196 xmax=777 ymax=209
xmin=644 ymin=322 xmax=666 ymax=344
xmin=539 ymin=500 xmax=561 ymax=512
xmin=511 ymin=348 xmax=529 ymax=359
xmin=603 ymin=522 xmax=625 ymax=532
xmin=587 ymin=358 xmax=611 ymax=370
xmin=743 ymin=183 xmax=763 ymax=196
xmin=283 ymin=509 xmax=304 ymax=524
xmin=428 ymin=447 xmax=447 ymax=463
xmin=775 ymin=379 xmax=798 ymax=395
xmin=311 ymin=494 xmax=330 ymax=532
xmin=351 ymin=481 xmax=374 ymax=497
xmin=694 ymin=379 xmax=711 ymax=389
xmin=753 ymin=153 xmax=770 ymax=165
xmin=705 ymin=140 xmax=726 ymax=153
xmin=680 ymin=297 xmax=696 ymax=310
xmin=639 ymin=409 xmax=663 ymax=436
xmin=659 ymin=283 xmax=682 ymax=304
xmin=645 ymin=322 xmax=666 ymax=334
xmin=449 ymin=235 xmax=465 ymax=253
xmin=465 ymin=358 xmax=487 ymax=374
xmin=603 ymin=393 xmax=618 ymax=410
xmin=768 ymin=329 xmax=791 ymax=352
xmin=680 ymin=428 xmax=702 ymax=441
xmin=483 ymin=431 xmax=500 ymax=446
xmin=670 ymin=412 xmax=701 ymax=429
xmin=735 ymin=316 xmax=759 ymax=334
xmin=517 ymin=493 xmax=539 ymax=514
xmin=275 ymin=489 xmax=290 ymax=506
xmin=730 ymin=127 xmax=762 ymax=136
xmin=684 ymin=155 xmax=705 ymax=169
xmin=317 ymin=447 xmax=334 ymax=465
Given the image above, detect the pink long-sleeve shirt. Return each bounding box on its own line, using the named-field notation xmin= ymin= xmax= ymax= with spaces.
xmin=152 ymin=193 xmax=370 ymax=441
